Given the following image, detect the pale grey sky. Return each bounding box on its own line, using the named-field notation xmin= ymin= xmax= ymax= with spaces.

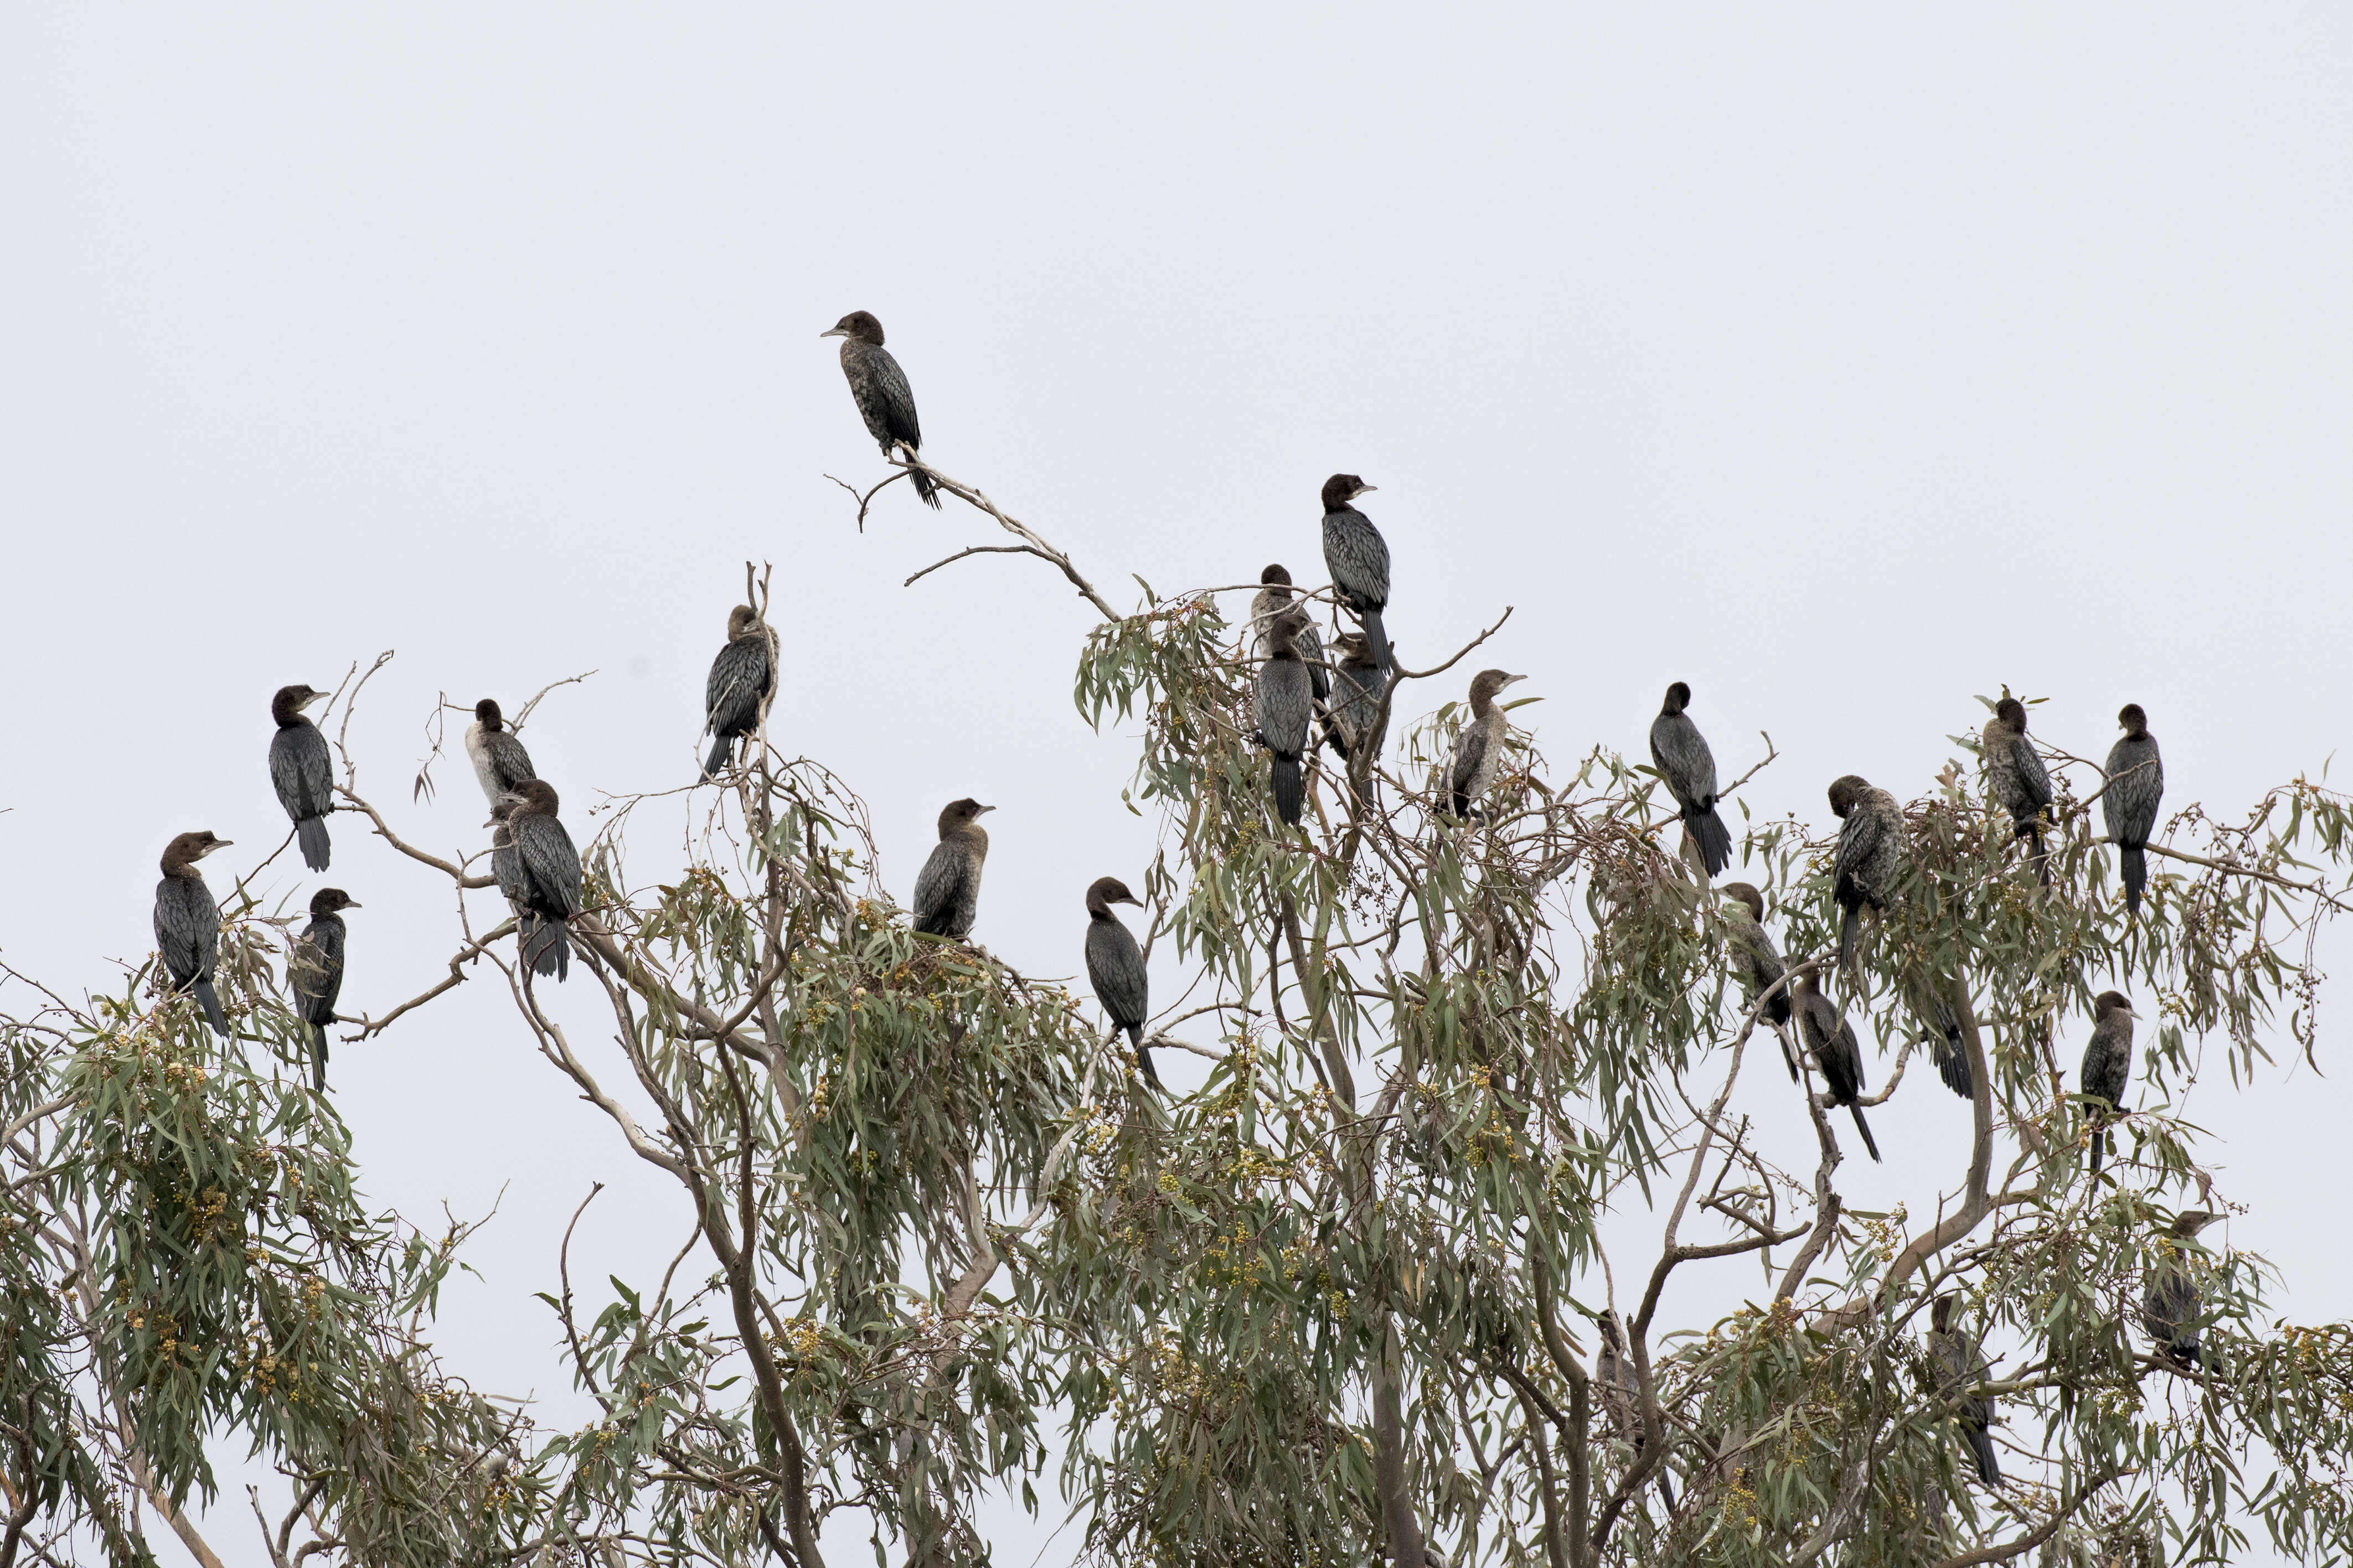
xmin=3 ymin=7 xmax=2349 ymax=1564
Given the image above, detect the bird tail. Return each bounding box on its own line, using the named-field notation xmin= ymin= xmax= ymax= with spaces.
xmin=298 ymin=816 xmax=331 ymax=872
xmin=2028 ymin=821 xmax=2049 ymax=886
xmin=1655 ymin=1466 xmax=1678 ymax=1514
xmin=1964 ymin=1424 xmax=2000 ymax=1487
xmin=1692 ymin=805 xmax=1732 ymax=877
xmin=1774 ymin=1024 xmax=1801 ymax=1084
xmin=1838 ymin=905 xmax=1860 ymax=972
xmin=1129 ymin=1024 xmax=1161 ymax=1088
xmin=1849 ymin=1103 xmax=1881 ymax=1163
xmin=1928 ymin=1014 xmax=1972 ymax=1099
xmin=703 ymin=733 xmax=734 ymax=780
xmin=1358 ymin=607 xmax=1391 ymax=674
xmin=911 ymin=467 xmax=942 ymax=509
xmin=2088 ymin=1122 xmax=2104 ymax=1178
xmin=193 ymin=979 xmax=228 ymax=1038
xmin=523 ymin=913 xmax=572 ymax=981
xmin=309 ymin=1022 xmax=329 ymax=1091
xmin=1271 ymin=754 xmax=1303 ymax=827
xmin=2120 ymin=845 xmax=2147 ymax=913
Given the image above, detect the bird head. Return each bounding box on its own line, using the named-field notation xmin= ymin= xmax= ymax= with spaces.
xmin=822 ymin=311 xmax=885 ymax=344
xmin=310 ymin=888 xmax=361 ymax=917
xmin=272 ymin=685 xmax=326 ymax=724
xmin=475 ymin=698 xmax=504 ymax=729
xmin=1661 ymin=680 xmax=1691 ymax=716
xmin=1827 ymin=775 xmax=1870 ymax=819
xmin=1994 ymin=696 xmax=2028 ymax=731
xmin=1086 ymin=876 xmax=1144 ymax=914
xmin=1320 ymin=474 xmax=1376 ymax=509
xmin=1719 ymin=881 xmax=1766 ymax=922
xmin=2117 ymin=703 xmax=2149 ymax=738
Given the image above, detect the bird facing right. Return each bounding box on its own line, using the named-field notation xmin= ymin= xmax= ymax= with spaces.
xmin=1649 ymin=681 xmax=1733 ymax=878
xmin=154 ymin=831 xmax=234 ymax=1037
xmin=1318 ymin=475 xmax=1390 ymax=673
xmin=1792 ymin=971 xmax=1881 ymax=1163
xmin=2103 ymin=703 xmax=2165 ymax=915
xmin=291 ymin=888 xmax=359 ymax=1091
xmin=269 ymin=684 xmax=334 ymax=872
xmin=912 ymin=799 xmax=995 ymax=939
xmin=1828 ymin=775 xmax=1907 ymax=972
xmin=1720 ymin=882 xmax=1797 ymax=1081
xmin=1447 ymin=669 xmax=1527 ymax=821
xmin=822 ymin=311 xmax=941 ymax=508
xmin=703 ymin=604 xmax=775 ymax=779
xmin=2079 ymin=990 xmax=2137 ymax=1176
xmin=1083 ymin=877 xmax=1157 ymax=1088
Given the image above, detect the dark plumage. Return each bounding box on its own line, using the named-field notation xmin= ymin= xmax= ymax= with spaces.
xmin=1922 ymin=1001 xmax=1973 ymax=1100
xmin=154 ymin=831 xmax=233 ymax=1037
xmin=2103 ymin=704 xmax=2165 ymax=915
xmin=703 ymin=604 xmax=775 ymax=779
xmin=1084 ymin=877 xmax=1157 ymax=1087
xmin=1318 ymin=475 xmax=1390 ymax=673
xmin=466 ymin=699 xmax=537 ymax=810
xmin=1982 ymin=697 xmax=2053 ymax=885
xmin=912 ymin=799 xmax=994 ymax=939
xmin=1255 ymin=610 xmax=1316 ymax=827
xmin=1595 ymin=1316 xmax=1678 ymax=1512
xmin=1928 ymin=1294 xmax=2000 ymax=1488
xmin=1721 ymin=883 xmax=1797 ymax=1081
xmin=1828 ymin=775 xmax=1906 ymax=973
xmin=1650 ymin=682 xmax=1733 ymax=877
xmin=1250 ymin=565 xmax=1330 ymax=708
xmin=291 ymin=888 xmax=358 ymax=1091
xmin=2080 ymin=990 xmax=2137 ymax=1177
xmin=2143 ymin=1210 xmax=2220 ymax=1370
xmin=269 ymin=685 xmax=334 ymax=872
xmin=822 ymin=311 xmax=939 ymax=508
xmin=505 ymin=780 xmax=582 ymax=981
xmin=1321 ymin=631 xmax=1389 ymax=768
xmin=487 ymin=795 xmax=532 ymax=911
xmin=1447 ymin=669 xmax=1527 ymax=821
xmin=1793 ymin=972 xmax=1880 ymax=1163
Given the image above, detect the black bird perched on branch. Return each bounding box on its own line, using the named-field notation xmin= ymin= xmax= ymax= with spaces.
xmin=2103 ymin=704 xmax=2165 ymax=915
xmin=2143 ymin=1209 xmax=2221 ymax=1370
xmin=1982 ymin=697 xmax=2053 ymax=884
xmin=1919 ymin=1002 xmax=1973 ymax=1100
xmin=291 ymin=888 xmax=358 ymax=1091
xmin=1928 ymin=1294 xmax=2000 ymax=1487
xmin=1084 ymin=877 xmax=1157 ymax=1088
xmin=2080 ymin=990 xmax=2137 ymax=1176
xmin=505 ymin=780 xmax=582 ymax=981
xmin=269 ymin=685 xmax=334 ymax=872
xmin=1595 ymin=1316 xmax=1678 ymax=1512
xmin=702 ymin=604 xmax=773 ymax=779
xmin=822 ymin=310 xmax=939 ymax=508
xmin=1793 ymin=971 xmax=1880 ymax=1163
xmin=1447 ymin=669 xmax=1526 ymax=821
xmin=913 ymin=799 xmax=994 ymax=939
xmin=466 ymin=699 xmax=536 ymax=810
xmin=487 ymin=795 xmax=532 ymax=914
xmin=1322 ymin=631 xmax=1389 ymax=768
xmin=1720 ymin=883 xmax=1797 ymax=1081
xmin=154 ymin=831 xmax=233 ymax=1037
xmin=1255 ymin=609 xmax=1317 ymax=827
xmin=1829 ymin=775 xmax=1906 ymax=973
xmin=1650 ymin=681 xmax=1733 ymax=878
xmin=1250 ymin=566 xmax=1329 ymax=708
xmin=1319 ymin=475 xmax=1390 ymax=673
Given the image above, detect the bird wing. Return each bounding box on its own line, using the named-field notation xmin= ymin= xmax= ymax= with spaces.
xmin=1296 ymin=622 xmax=1332 ymax=706
xmin=1449 ymin=722 xmax=1490 ymax=799
xmin=1648 ymin=713 xmax=1717 ymax=810
xmin=516 ymin=815 xmax=584 ymax=917
xmin=292 ymin=916 xmax=345 ymax=1017
xmin=486 ymin=731 xmax=536 ymax=793
xmin=153 ymin=879 xmax=218 ymax=982
xmin=2102 ymin=738 xmax=2164 ymax=845
xmin=1321 ymin=512 xmax=1391 ymax=607
xmin=853 ymin=345 xmax=923 ymax=449
xmin=1256 ymin=659 xmax=1314 ymax=754
xmin=1085 ymin=919 xmax=1149 ymax=1029
xmin=1832 ymin=804 xmax=1884 ymax=892
xmin=2010 ymin=734 xmax=2053 ymax=814
xmin=912 ymin=840 xmax=969 ymax=928
xmin=706 ymin=636 xmax=771 ymax=736
xmin=271 ymin=723 xmax=334 ymax=819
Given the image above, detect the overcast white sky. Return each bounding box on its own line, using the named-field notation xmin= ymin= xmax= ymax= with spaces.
xmin=4 ymin=7 xmax=2349 ymax=1564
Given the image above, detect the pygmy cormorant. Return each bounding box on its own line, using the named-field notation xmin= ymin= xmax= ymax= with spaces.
xmin=2143 ymin=1209 xmax=2220 ymax=1370
xmin=154 ymin=831 xmax=233 ymax=1037
xmin=1982 ymin=697 xmax=2053 ymax=885
xmin=1447 ymin=669 xmax=1526 ymax=821
xmin=1595 ymin=1315 xmax=1678 ymax=1511
xmin=1322 ymin=631 xmax=1389 ymax=768
xmin=1084 ymin=877 xmax=1157 ymax=1087
xmin=466 ymin=699 xmax=537 ymax=810
xmin=822 ymin=311 xmax=940 ymax=508
xmin=912 ymin=799 xmax=994 ymax=939
xmin=1319 ymin=475 xmax=1390 ymax=672
xmin=291 ymin=888 xmax=358 ymax=1090
xmin=1650 ymin=682 xmax=1733 ymax=877
xmin=487 ymin=794 xmax=532 ymax=913
xmin=703 ymin=604 xmax=775 ymax=779
xmin=1829 ymin=775 xmax=1906 ymax=972
xmin=1721 ymin=882 xmax=1798 ymax=1081
xmin=1255 ymin=609 xmax=1316 ymax=827
xmin=2080 ymin=990 xmax=2137 ymax=1177
xmin=2103 ymin=704 xmax=2165 ymax=915
xmin=1928 ymin=1293 xmax=2000 ymax=1488
xmin=1793 ymin=971 xmax=1881 ymax=1162
xmin=505 ymin=780 xmax=582 ymax=981
xmin=269 ymin=685 xmax=334 ymax=872
xmin=1250 ymin=565 xmax=1329 ymax=708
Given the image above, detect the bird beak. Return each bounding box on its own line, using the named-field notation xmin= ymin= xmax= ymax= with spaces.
xmin=1504 ymin=674 xmax=1528 ymax=687
xmin=300 ymin=690 xmax=327 ymax=711
xmin=203 ymin=840 xmax=233 ymax=855
xmin=974 ymin=804 xmax=998 ymax=816
xmin=343 ymin=900 xmax=363 ymax=909
xmin=1120 ymin=894 xmax=1144 ymax=908
xmin=819 ymin=327 xmax=848 ymax=339
xmin=1356 ymin=484 xmax=1379 ymax=495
